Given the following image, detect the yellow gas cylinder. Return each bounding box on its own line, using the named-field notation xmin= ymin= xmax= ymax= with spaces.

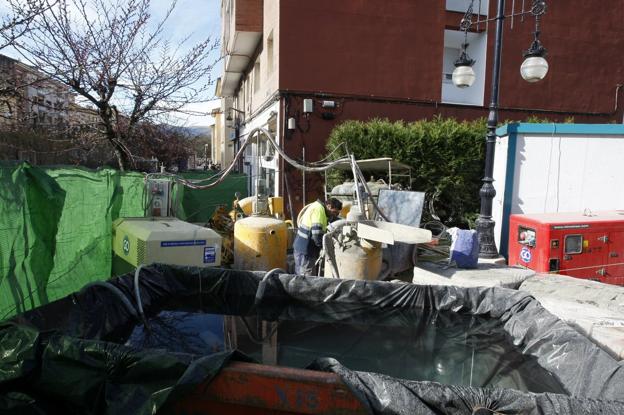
xmin=237 ymin=196 xmax=255 ymax=216
xmin=340 ymin=201 xmax=352 ymax=219
xmin=233 ymin=215 xmax=288 ymax=271
xmin=268 ymin=196 xmax=284 ymax=217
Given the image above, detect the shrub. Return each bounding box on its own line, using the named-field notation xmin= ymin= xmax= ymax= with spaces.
xmin=326 ymin=116 xmax=487 ymax=227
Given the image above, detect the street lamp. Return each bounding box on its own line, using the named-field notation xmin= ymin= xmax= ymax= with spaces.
xmin=520 ymin=12 xmax=549 ymax=82
xmin=226 ymin=107 xmax=245 ymax=127
xmin=453 ymin=0 xmax=548 ymax=258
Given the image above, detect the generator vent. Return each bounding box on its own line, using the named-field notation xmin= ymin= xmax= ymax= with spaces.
xmin=137 ymin=239 xmax=146 ymax=265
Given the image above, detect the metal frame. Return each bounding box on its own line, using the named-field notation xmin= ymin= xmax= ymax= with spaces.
xmin=325 ymin=157 xmax=413 ymax=192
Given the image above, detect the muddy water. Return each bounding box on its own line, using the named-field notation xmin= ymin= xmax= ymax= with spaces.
xmin=123 ymin=308 xmax=565 ymax=394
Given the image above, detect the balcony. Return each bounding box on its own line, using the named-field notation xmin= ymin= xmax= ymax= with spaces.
xmin=221 ymin=0 xmax=263 ymax=97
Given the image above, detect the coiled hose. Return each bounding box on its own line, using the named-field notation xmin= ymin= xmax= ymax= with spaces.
xmin=134 ymin=264 xmax=150 ymax=328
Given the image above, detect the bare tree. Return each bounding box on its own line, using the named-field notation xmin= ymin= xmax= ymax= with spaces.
xmin=0 ymin=0 xmax=53 ymax=50
xmin=7 ymin=0 xmax=218 ymax=170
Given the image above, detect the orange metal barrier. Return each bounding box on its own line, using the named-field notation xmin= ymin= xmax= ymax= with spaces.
xmin=167 ymin=361 xmax=368 ymax=415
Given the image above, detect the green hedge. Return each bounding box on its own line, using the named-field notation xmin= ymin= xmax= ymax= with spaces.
xmin=326 ymin=117 xmax=487 ymax=226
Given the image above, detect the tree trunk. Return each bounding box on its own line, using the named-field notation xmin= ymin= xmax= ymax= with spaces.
xmin=113 ymin=146 xmax=126 ymax=171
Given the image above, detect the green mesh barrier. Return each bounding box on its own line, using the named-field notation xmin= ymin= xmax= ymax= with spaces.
xmin=0 ymin=162 xmax=247 ymax=319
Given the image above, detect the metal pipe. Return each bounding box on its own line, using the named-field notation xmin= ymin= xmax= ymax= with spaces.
xmin=350 ymin=155 xmax=364 ymax=213
xmin=476 ymin=0 xmax=505 ymax=259
xmin=354 ymin=165 xmax=390 ymax=222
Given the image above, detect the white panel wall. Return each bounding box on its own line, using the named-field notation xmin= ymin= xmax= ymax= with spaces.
xmin=492 ymin=137 xmax=509 ymax=251
xmin=493 ymin=131 xmax=624 ymax=257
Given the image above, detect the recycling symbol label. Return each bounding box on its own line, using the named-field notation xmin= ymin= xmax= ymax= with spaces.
xmin=520 ymin=246 xmax=532 ymax=263
xmin=122 ymin=235 xmax=130 ymax=256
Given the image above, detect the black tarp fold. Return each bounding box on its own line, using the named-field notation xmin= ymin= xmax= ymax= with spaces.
xmin=1 ymin=264 xmax=623 ymax=414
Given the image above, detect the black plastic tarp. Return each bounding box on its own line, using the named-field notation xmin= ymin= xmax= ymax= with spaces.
xmin=1 ymin=265 xmax=623 ymax=414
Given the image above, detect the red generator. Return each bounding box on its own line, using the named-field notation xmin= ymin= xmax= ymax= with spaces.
xmin=508 ymin=211 xmax=624 ymax=286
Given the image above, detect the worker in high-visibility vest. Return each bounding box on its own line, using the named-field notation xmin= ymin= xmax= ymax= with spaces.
xmin=293 ymin=198 xmax=343 ymax=276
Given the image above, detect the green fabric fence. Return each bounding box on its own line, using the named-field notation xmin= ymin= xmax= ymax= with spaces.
xmin=0 ymin=162 xmax=247 ymax=319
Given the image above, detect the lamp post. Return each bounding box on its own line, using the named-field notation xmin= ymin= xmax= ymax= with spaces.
xmin=452 ymin=0 xmax=548 ymax=258
xmin=204 ymin=143 xmax=209 ymax=170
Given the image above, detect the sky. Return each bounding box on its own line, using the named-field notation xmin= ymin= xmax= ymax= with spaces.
xmin=151 ymin=0 xmax=222 ymax=126
xmin=1 ymin=0 xmax=223 ymax=127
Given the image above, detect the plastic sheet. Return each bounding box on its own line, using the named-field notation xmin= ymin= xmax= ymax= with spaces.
xmin=0 ymin=162 xmax=248 ymax=320
xmin=1 ymin=265 xmax=623 ymax=414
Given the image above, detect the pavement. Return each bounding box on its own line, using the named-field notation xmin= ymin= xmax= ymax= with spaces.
xmin=413 ymin=258 xmax=535 ymax=289
xmin=413 ymin=258 xmax=624 ymax=361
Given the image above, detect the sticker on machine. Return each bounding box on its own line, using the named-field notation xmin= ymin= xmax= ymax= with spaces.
xmin=203 ymin=246 xmax=216 ymax=264
xmin=520 ymin=246 xmax=532 ymax=263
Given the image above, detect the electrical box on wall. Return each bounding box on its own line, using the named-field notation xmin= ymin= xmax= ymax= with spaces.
xmin=303 ymin=99 xmax=313 ymax=113
xmin=287 ymin=117 xmax=296 ymax=130
xmin=508 ymin=211 xmax=624 ymax=286
xmin=146 ymin=178 xmax=172 ymax=217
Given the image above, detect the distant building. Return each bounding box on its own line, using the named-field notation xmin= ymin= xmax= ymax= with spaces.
xmin=219 ymin=1 xmax=624 ymax=212
xmin=0 ymin=54 xmax=74 ymax=129
xmin=209 ymin=103 xmax=233 ymax=168
xmin=68 ymin=102 xmax=101 ymax=131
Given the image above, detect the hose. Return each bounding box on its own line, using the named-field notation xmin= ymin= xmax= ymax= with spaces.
xmin=353 ymin=163 xmax=390 ymax=222
xmin=254 ymin=268 xmax=286 ymax=306
xmin=79 ymin=281 xmax=139 ymax=320
xmin=133 ymin=264 xmax=148 ymax=326
xmin=162 ymin=127 xmax=350 ymax=192
xmin=322 ymin=232 xmax=340 ymax=278
xmin=253 ymin=127 xmax=350 ymax=173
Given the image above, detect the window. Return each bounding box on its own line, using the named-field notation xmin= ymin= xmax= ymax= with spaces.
xmin=442 ymin=47 xmax=460 ymax=84
xmin=253 ymin=61 xmax=261 ymax=93
xmin=564 ymin=235 xmax=583 ymax=255
xmin=518 ymin=226 xmax=536 ymax=247
xmin=446 ymin=0 xmax=489 ymax=14
xmin=266 ymin=31 xmax=274 ymax=76
xmin=440 ymin=29 xmax=486 ymax=106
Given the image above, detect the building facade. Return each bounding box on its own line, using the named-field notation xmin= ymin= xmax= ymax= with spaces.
xmin=0 ymin=54 xmax=75 ymax=129
xmin=218 ymin=0 xmax=624 ymax=215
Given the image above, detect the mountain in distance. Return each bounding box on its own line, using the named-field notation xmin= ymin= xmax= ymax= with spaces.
xmin=185 ymin=126 xmax=212 ymax=138
xmin=163 ymin=125 xmax=212 ymax=139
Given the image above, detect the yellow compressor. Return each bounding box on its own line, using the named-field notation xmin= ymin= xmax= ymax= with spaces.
xmin=233 ymin=193 xmax=288 ymax=271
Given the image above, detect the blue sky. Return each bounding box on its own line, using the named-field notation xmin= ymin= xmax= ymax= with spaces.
xmin=1 ymin=0 xmax=222 ymax=126
xmin=150 ymin=0 xmax=222 ymax=126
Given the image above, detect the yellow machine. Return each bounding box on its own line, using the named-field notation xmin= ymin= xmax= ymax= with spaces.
xmin=233 ymin=195 xmax=285 ymax=219
xmin=112 ymin=217 xmax=222 ymax=275
xmin=233 ymin=191 xmax=288 ymax=272
xmin=233 ymin=216 xmax=288 ymax=271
